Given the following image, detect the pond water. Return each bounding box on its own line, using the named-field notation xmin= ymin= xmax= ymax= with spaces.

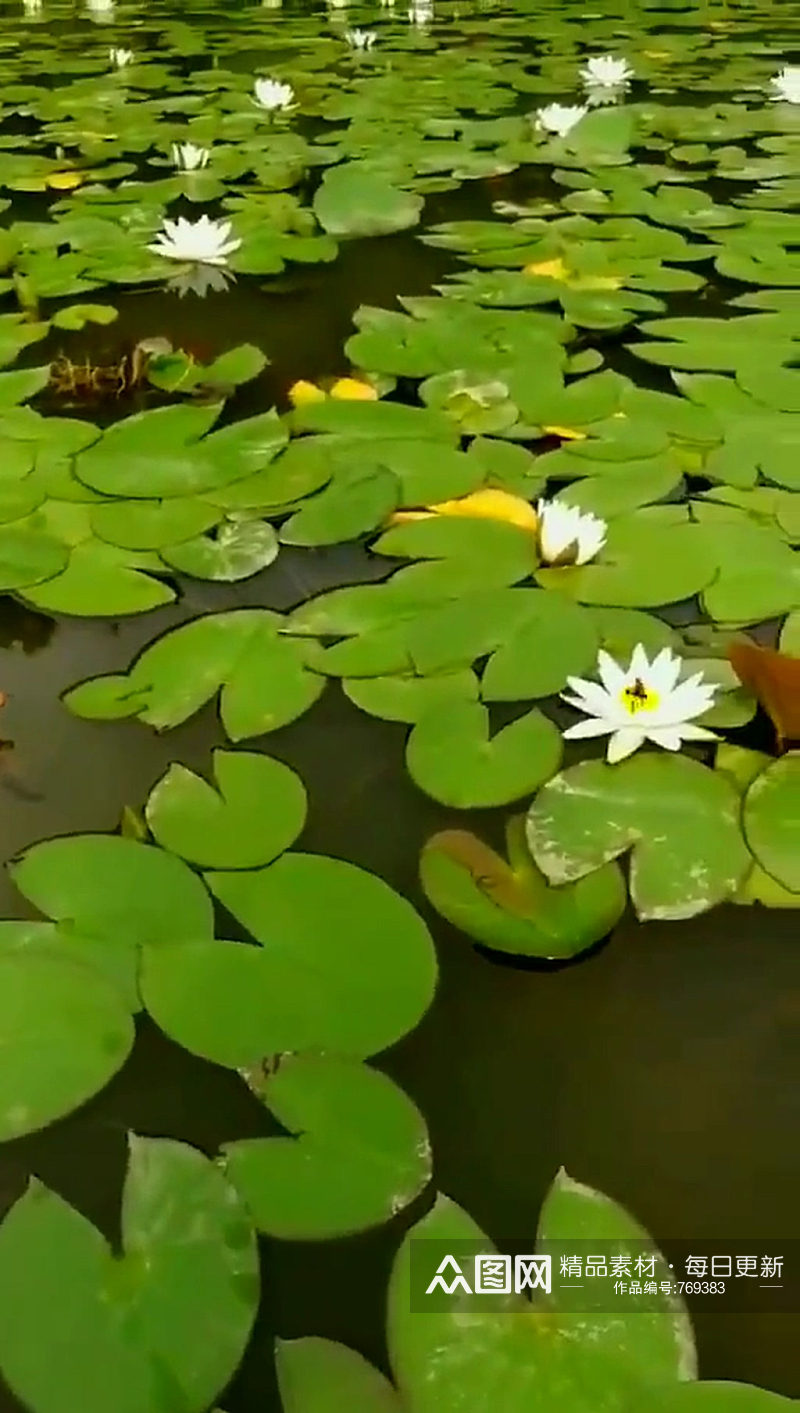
xmin=0 ymin=1 xmax=797 ymax=1411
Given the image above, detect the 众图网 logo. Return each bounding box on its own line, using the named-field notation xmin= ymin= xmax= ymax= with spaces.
xmin=425 ymin=1254 xmax=552 ymax=1296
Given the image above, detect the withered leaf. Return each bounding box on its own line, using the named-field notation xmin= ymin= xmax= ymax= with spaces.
xmin=727 ymin=637 xmax=800 ymax=750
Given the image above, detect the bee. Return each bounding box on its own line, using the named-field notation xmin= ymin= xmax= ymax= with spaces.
xmin=626 ymin=677 xmax=649 ymax=702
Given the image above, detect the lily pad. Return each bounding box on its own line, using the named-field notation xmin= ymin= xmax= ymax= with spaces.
xmin=0 ymin=948 xmax=133 ymax=1141
xmin=142 ymin=854 xmax=437 ymax=1063
xmin=161 ymin=520 xmax=279 ymax=582
xmin=407 ymin=700 xmax=562 ymax=807
xmin=145 ymin=749 xmax=307 ymax=870
xmin=222 ymin=1055 xmax=431 ymax=1238
xmin=314 ymin=165 xmax=424 ymax=238
xmin=0 ymin=1137 xmax=258 ymax=1413
xmin=10 ymin=834 xmax=215 ymax=948
xmin=742 ymin=754 xmax=800 ymax=893
xmin=63 ymin=610 xmax=325 ymax=738
xmin=420 ymin=816 xmax=625 ymax=957
xmin=276 ymin=1337 xmax=403 ymax=1413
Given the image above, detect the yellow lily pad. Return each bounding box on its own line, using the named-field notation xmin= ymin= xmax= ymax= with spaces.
xmin=388 ymin=488 xmax=537 ymax=532
xmin=330 ymin=377 xmax=378 ymax=401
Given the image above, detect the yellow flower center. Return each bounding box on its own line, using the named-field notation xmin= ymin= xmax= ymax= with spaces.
xmin=620 ymin=678 xmax=659 ymax=716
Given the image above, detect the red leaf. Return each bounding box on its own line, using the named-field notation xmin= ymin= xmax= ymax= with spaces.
xmin=727 ymin=638 xmax=800 ymax=751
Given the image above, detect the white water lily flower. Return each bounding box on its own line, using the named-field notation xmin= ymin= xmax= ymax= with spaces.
xmin=148 ymin=216 xmax=241 ymax=267
xmin=771 ymin=66 xmax=800 ymax=103
xmin=254 ymin=77 xmax=295 ymax=111
xmin=109 ymin=46 xmax=134 ymax=67
xmin=408 ymin=0 xmax=433 ymax=24
xmin=581 ymin=54 xmax=633 ymax=88
xmin=561 ymin=645 xmax=718 ymax=764
xmin=536 ymin=103 xmax=588 ymax=137
xmin=536 ymin=499 xmax=607 ymax=566
xmin=172 ymin=142 xmax=210 ymax=171
xmin=346 ymin=28 xmax=377 ymax=49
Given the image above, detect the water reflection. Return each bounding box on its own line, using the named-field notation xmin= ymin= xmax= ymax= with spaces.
xmin=0 ymin=598 xmax=55 ymax=655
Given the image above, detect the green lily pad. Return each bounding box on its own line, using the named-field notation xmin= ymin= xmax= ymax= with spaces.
xmin=145 ymin=749 xmax=307 ymax=870
xmin=344 ymin=669 xmax=479 ymax=722
xmin=420 ymin=816 xmax=626 ymax=957
xmin=276 ymin=1337 xmax=402 ymax=1413
xmin=90 ymin=498 xmax=221 ymax=551
xmin=10 ymin=834 xmax=214 ymax=948
xmin=742 ymin=754 xmax=800 ymax=893
xmin=161 ymin=519 xmax=279 ymax=581
xmin=142 ymin=854 xmax=437 ymax=1062
xmin=0 ymin=1137 xmax=258 ymax=1413
xmin=222 ymin=1055 xmax=430 ymax=1238
xmin=280 ymin=467 xmax=398 ymax=546
xmin=407 ymin=700 xmax=562 ymax=807
xmin=314 ymin=164 xmax=424 ymax=237
xmin=388 ymin=1171 xmax=693 ymax=1413
xmin=0 ymin=525 xmax=68 ymax=589
xmin=0 ymin=948 xmax=133 ymax=1141
xmin=62 ymin=610 xmax=325 ymax=738
xmin=21 ymin=541 xmax=175 ymax=616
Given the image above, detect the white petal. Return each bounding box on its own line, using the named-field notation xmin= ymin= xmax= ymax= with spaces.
xmin=671 ymin=723 xmax=717 ymax=742
xmin=596 ymin=650 xmax=627 ymax=695
xmin=561 ymin=680 xmax=614 ymax=715
xmin=629 ymin=643 xmax=650 ymax=679
xmin=607 ymin=729 xmax=644 ymax=763
xmin=648 ymin=647 xmax=681 ymax=693
xmin=645 ymin=726 xmax=684 ymax=752
xmin=562 ymin=718 xmax=614 ymax=740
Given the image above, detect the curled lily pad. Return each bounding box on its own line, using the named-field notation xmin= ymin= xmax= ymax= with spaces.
xmin=420 ymin=816 xmax=625 ymax=957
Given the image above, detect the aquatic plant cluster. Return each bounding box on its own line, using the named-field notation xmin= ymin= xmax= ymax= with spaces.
xmin=0 ymin=0 xmax=795 ymax=1409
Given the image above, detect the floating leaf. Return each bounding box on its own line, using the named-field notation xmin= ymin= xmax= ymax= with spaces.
xmin=0 ymin=947 xmax=133 ymax=1140
xmin=145 ymin=749 xmax=307 ymax=870
xmin=728 ymin=638 xmax=800 ymax=748
xmin=344 ymin=669 xmax=479 ymax=723
xmin=142 ymin=854 xmax=437 ymax=1064
xmin=223 ymin=1055 xmax=430 ymax=1238
xmin=276 ymin=1337 xmax=403 ymax=1413
xmin=0 ymin=1137 xmax=258 ymax=1413
xmin=63 ymin=610 xmax=324 ymax=739
xmin=407 ymin=700 xmax=562 ymax=807
xmin=314 ymin=165 xmax=424 ymax=238
xmin=527 ymin=756 xmax=751 ymax=920
xmin=161 ymin=520 xmax=279 ymax=582
xmin=11 ymin=834 xmax=214 ymax=947
xmin=420 ymin=816 xmax=625 ymax=957
xmin=388 ymin=1170 xmax=694 ymax=1413
xmin=742 ymin=754 xmax=800 ymax=894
